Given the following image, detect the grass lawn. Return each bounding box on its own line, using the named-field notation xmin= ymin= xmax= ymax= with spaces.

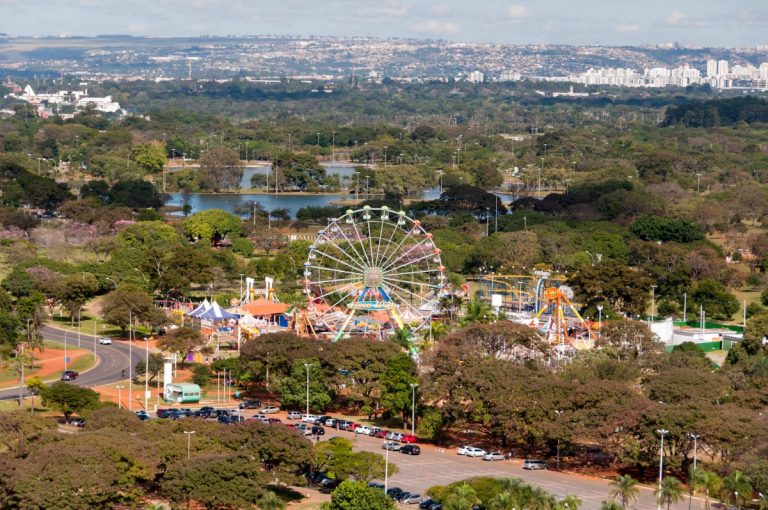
xmin=49 ymin=315 xmax=149 ymax=339
xmin=0 ymin=340 xmax=97 ymax=386
xmin=730 ymin=288 xmax=761 ymax=322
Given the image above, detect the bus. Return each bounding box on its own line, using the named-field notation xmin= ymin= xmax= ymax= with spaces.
xmin=163 ymin=383 xmax=201 ymax=404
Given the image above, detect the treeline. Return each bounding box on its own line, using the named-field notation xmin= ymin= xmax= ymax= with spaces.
xmin=663 ymin=96 xmax=768 ymax=127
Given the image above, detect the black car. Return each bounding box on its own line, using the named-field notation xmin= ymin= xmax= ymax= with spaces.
xmin=192 ymin=409 xmax=213 ymax=418
xmin=156 ymin=409 xmax=173 ymax=418
xmin=239 ymin=399 xmax=261 ymax=410
xmin=311 ymin=425 xmax=325 ymax=436
xmin=199 ymin=406 xmax=214 ymax=413
xmin=400 ymin=444 xmax=421 ymax=455
xmin=419 ymin=499 xmax=435 ymax=509
xmin=70 ymin=418 xmax=86 ymax=427
xmin=386 ymin=488 xmax=404 ymax=499
xmin=214 ymin=409 xmax=231 ymax=418
xmin=315 ymin=415 xmax=331 ymax=425
xmin=60 ymin=370 xmax=79 ymax=381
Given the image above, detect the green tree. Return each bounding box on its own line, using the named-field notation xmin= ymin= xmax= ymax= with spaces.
xmin=40 ymin=382 xmax=101 ymax=423
xmin=101 ymin=283 xmax=166 ymax=333
xmin=133 ymin=141 xmax=167 ymax=174
xmin=280 ymin=359 xmax=331 ymax=412
xmin=656 ymin=476 xmax=684 ymax=510
xmin=609 ymin=474 xmax=639 ymax=509
xmin=315 ymin=437 xmax=397 ymax=483
xmin=158 ymin=327 xmax=205 ymax=368
xmin=691 ymin=279 xmax=740 ymax=321
xmin=55 ymin=273 xmax=99 ymax=322
xmin=135 ymin=352 xmax=165 ymax=383
xmin=569 ymin=261 xmax=653 ymax=317
xmin=197 ymin=146 xmax=243 ymax=192
xmin=193 ymin=364 xmax=212 ymax=386
xmin=183 ymin=209 xmax=243 ymax=244
xmin=257 ymin=491 xmax=285 ymax=510
xmin=600 ymin=502 xmax=623 ymax=510
xmin=275 ymin=151 xmax=326 ymax=191
xmin=722 ymin=471 xmax=752 ymax=510
xmin=321 ymin=480 xmax=395 ymax=510
xmin=379 ymin=354 xmax=417 ymax=425
xmin=630 ymin=215 xmax=704 ymax=243
xmin=25 ymin=375 xmax=45 ymax=410
xmin=443 ymin=483 xmax=481 ymax=510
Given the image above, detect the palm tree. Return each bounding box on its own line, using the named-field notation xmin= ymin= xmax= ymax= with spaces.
xmin=489 ymin=491 xmax=516 ymax=510
xmin=690 ymin=469 xmax=722 ymax=510
xmin=558 ymin=494 xmax=583 ymax=509
xmin=460 ymin=299 xmax=494 ymax=325
xmin=656 ymin=476 xmax=685 ymax=510
xmin=757 ymin=492 xmax=768 ymax=510
xmin=257 ymin=491 xmax=285 ymax=510
xmin=392 ymin=328 xmax=413 ymax=349
xmin=528 ymin=486 xmax=557 ymax=510
xmin=600 ymin=501 xmax=623 ymax=510
xmin=722 ymin=471 xmax=752 ymax=510
xmin=609 ymin=474 xmax=640 ymax=509
xmin=444 ymin=483 xmax=481 ymax=510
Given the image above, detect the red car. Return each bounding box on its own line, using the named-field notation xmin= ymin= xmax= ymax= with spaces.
xmin=400 ymin=434 xmax=418 ymax=444
xmin=285 ymin=423 xmax=296 ymax=429
xmin=346 ymin=423 xmax=360 ymax=432
xmin=373 ymin=429 xmax=388 ymax=438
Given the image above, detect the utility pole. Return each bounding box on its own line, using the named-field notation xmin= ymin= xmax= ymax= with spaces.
xmin=657 ymin=429 xmax=669 ymax=510
xmin=184 ymin=430 xmax=195 ymax=460
xmin=410 ymin=383 xmax=418 ymax=436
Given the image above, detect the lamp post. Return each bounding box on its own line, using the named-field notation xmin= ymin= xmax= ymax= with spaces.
xmin=183 ymin=430 xmax=195 ymax=460
xmin=657 ymin=428 xmax=669 ymax=510
xmin=696 ymin=173 xmax=702 ymax=193
xmin=384 ymin=440 xmax=390 ymax=494
xmin=518 ymin=282 xmax=524 ymax=313
xmin=304 ymin=362 xmax=312 ymax=416
xmin=77 ymin=306 xmax=82 ymax=347
xmin=688 ymin=433 xmax=700 ymax=470
xmin=486 ymin=208 xmax=490 ymax=236
xmin=116 ymin=385 xmax=125 ymax=409
xmin=410 ymin=383 xmax=418 ymax=436
xmin=384 ymin=146 xmax=388 ymax=166
xmin=144 ymin=336 xmax=150 ymax=411
xmin=555 ymin=410 xmax=563 ymax=470
xmin=650 ymin=285 xmax=657 ymax=324
xmin=597 ymin=305 xmax=603 ymax=338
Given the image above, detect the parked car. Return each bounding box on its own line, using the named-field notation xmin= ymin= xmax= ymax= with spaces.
xmin=402 ymin=494 xmax=422 ymax=505
xmin=98 ymin=337 xmax=112 ymax=345
xmin=400 ymin=444 xmax=421 ymax=455
xmin=267 ymin=418 xmax=282 ymax=424
xmin=217 ymin=415 xmax=233 ymax=424
xmin=385 ymin=431 xmax=404 ymax=441
xmin=192 ymin=409 xmax=213 ymax=418
xmin=419 ymin=499 xmax=436 ymax=509
xmin=70 ymin=418 xmax=86 ymax=427
xmin=60 ymin=370 xmax=79 ymax=381
xmin=368 ymin=482 xmax=385 ymax=489
xmin=335 ymin=420 xmax=351 ymax=430
xmin=315 ymin=415 xmax=331 ymax=424
xmin=483 ymin=451 xmax=506 ymax=461
xmin=382 ymin=441 xmax=401 ymax=451
xmin=311 ymin=425 xmax=325 ymax=435
xmin=287 ymin=410 xmax=302 ymax=420
xmin=400 ymin=434 xmax=418 ymax=444
xmin=325 ymin=418 xmax=336 ymax=427
xmin=199 ymin=406 xmax=215 ymax=413
xmin=356 ymin=425 xmax=373 ymax=435
xmin=386 ymin=488 xmax=404 ymax=500
xmin=260 ymin=406 xmax=280 ymax=414
xmin=239 ymin=399 xmax=261 ymax=409
xmin=135 ymin=410 xmax=150 ymax=421
xmin=397 ymin=492 xmax=413 ymax=503
xmin=523 ymin=459 xmax=547 ymax=470
xmin=214 ymin=409 xmax=231 ymax=418
xmin=464 ymin=447 xmax=487 ymax=457
xmin=373 ymin=429 xmax=389 ymax=438
xmin=301 ymin=414 xmax=318 ymax=423
xmin=456 ymin=445 xmax=474 ymax=455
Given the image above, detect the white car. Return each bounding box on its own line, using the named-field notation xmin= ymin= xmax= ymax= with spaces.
xmin=465 ymin=447 xmax=487 ymax=457
xmin=356 ymin=425 xmax=373 ymax=435
xmin=287 ymin=411 xmax=302 ymax=420
xmin=301 ymin=414 xmax=318 ymax=423
xmin=483 ymin=451 xmax=506 ymax=461
xmin=457 ymin=445 xmax=474 ymax=455
xmin=98 ymin=337 xmax=112 ymax=345
xmin=259 ymin=406 xmax=280 ymax=414
xmin=386 ymin=431 xmax=404 ymax=441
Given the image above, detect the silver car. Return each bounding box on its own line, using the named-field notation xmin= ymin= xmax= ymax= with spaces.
xmin=483 ymin=451 xmax=506 ymax=461
xmin=259 ymin=406 xmax=280 ymax=414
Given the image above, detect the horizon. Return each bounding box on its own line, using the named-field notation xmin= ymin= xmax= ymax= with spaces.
xmin=1 ymin=0 xmax=767 ymax=47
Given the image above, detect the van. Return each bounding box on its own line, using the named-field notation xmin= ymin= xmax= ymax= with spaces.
xmin=523 ymin=459 xmax=547 ymax=470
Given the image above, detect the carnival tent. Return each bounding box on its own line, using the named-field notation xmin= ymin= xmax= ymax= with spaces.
xmin=187 ymin=298 xmax=211 ymax=318
xmin=196 ymin=300 xmax=239 ymax=321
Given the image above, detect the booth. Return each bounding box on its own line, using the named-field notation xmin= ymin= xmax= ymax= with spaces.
xmin=163 ymin=383 xmax=201 ymax=403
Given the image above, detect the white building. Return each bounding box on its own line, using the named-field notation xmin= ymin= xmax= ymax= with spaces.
xmin=468 ymin=70 xmax=484 ymax=83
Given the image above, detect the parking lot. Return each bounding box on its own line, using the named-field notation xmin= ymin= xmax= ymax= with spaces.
xmin=144 ymin=406 xmax=699 ymax=510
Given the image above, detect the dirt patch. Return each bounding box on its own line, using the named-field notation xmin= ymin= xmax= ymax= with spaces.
xmin=0 ymin=345 xmax=91 ymax=389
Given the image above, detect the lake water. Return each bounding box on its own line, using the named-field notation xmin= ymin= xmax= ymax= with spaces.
xmin=168 ymin=161 xmax=519 ymax=218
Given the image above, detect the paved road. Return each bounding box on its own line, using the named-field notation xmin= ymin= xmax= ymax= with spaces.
xmin=0 ymin=325 xmax=140 ymax=400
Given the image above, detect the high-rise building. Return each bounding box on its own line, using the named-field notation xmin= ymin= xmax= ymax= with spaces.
xmin=706 ymin=59 xmax=718 ymax=77
xmin=718 ymin=60 xmax=729 ymax=76
xmin=468 ymin=70 xmax=484 ymax=83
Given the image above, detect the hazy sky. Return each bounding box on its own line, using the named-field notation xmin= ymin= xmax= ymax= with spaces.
xmin=1 ymin=0 xmax=767 ymax=47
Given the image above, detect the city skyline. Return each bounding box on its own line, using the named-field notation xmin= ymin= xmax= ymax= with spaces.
xmin=1 ymin=0 xmax=768 ymax=47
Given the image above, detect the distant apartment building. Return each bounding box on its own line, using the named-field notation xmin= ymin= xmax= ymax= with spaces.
xmin=467 ymin=70 xmax=485 ymax=83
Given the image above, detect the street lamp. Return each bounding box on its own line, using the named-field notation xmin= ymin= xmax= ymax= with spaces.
xmin=650 ymin=285 xmax=657 ymax=324
xmin=657 ymin=429 xmax=669 ymax=510
xmin=384 ymin=146 xmax=388 ymax=166
xmin=144 ymin=336 xmax=150 ymax=411
xmin=688 ymin=433 xmax=700 ymax=470
xmin=116 ymin=385 xmax=125 ymax=409
xmin=410 ymin=383 xmax=418 ymax=436
xmin=304 ymin=362 xmax=312 ymax=416
xmin=384 ymin=440 xmax=390 ymax=494
xmin=486 ymin=207 xmax=490 ymax=236
xmin=555 ymin=410 xmax=563 ymax=470
xmin=597 ymin=305 xmax=603 ymax=338
xmin=183 ymin=430 xmax=195 ymax=460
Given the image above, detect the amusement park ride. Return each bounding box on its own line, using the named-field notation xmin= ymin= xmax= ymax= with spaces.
xmin=477 ymin=272 xmax=596 ymax=358
xmin=303 ymin=206 xmax=445 ymax=342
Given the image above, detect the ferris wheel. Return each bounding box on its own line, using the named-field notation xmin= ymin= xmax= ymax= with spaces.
xmin=303 ymin=206 xmax=445 ymax=341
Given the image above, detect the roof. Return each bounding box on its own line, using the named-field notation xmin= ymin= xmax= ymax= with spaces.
xmin=241 ymin=298 xmax=289 ymax=316
xmin=166 ymin=383 xmax=201 ymax=390
xmin=197 ymin=300 xmax=239 ymax=321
